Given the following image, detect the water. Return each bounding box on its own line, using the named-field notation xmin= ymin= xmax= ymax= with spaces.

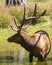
xmin=0 ymin=61 xmax=52 ymax=65
xmin=0 ymin=48 xmax=52 ymax=65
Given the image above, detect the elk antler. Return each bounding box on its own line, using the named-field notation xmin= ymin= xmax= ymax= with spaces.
xmin=10 ymin=4 xmax=46 ymax=31
xmin=25 ymin=4 xmax=46 ymax=21
xmin=10 ymin=25 xmax=19 ymax=31
xmin=25 ymin=9 xmax=46 ymax=21
xmin=14 ymin=18 xmax=19 ymax=28
xmin=10 ymin=18 xmax=21 ymax=31
xmin=10 ymin=5 xmax=26 ymax=31
xmin=33 ymin=4 xmax=37 ymax=16
xmin=21 ymin=5 xmax=26 ymax=28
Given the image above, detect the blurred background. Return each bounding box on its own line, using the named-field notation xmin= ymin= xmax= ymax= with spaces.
xmin=0 ymin=0 xmax=52 ymax=65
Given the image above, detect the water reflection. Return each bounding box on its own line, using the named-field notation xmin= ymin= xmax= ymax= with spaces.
xmin=0 ymin=48 xmax=52 ymax=65
xmin=47 ymin=57 xmax=52 ymax=61
xmin=29 ymin=61 xmax=47 ymax=65
xmin=35 ymin=61 xmax=47 ymax=65
xmin=18 ymin=48 xmax=25 ymax=62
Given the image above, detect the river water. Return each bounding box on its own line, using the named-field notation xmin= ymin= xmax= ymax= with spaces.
xmin=0 ymin=48 xmax=52 ymax=65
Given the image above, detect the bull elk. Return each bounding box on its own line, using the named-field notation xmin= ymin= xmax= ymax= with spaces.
xmin=7 ymin=4 xmax=51 ymax=62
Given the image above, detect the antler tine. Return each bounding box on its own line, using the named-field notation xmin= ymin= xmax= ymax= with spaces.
xmin=14 ymin=18 xmax=20 ymax=28
xmin=33 ymin=3 xmax=37 ymax=16
xmin=21 ymin=5 xmax=26 ymax=28
xmin=40 ymin=9 xmax=46 ymax=16
xmin=10 ymin=25 xmax=19 ymax=31
xmin=23 ymin=4 xmax=26 ymax=20
xmin=25 ymin=9 xmax=46 ymax=21
xmin=10 ymin=17 xmax=20 ymax=31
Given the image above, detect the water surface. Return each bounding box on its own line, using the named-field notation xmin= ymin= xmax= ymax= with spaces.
xmin=0 ymin=48 xmax=52 ymax=65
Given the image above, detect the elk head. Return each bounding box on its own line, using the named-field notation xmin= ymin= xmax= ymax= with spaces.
xmin=7 ymin=4 xmax=46 ymax=43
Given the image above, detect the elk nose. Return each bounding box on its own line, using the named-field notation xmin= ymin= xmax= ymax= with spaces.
xmin=7 ymin=37 xmax=12 ymax=42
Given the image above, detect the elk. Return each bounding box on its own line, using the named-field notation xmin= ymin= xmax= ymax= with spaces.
xmin=7 ymin=4 xmax=51 ymax=62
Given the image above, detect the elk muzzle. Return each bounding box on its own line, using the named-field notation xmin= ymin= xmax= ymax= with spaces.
xmin=7 ymin=37 xmax=13 ymax=42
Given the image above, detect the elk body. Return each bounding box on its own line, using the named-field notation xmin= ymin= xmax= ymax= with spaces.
xmin=7 ymin=4 xmax=51 ymax=62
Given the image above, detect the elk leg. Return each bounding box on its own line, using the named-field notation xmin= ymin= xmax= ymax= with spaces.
xmin=29 ymin=53 xmax=33 ymax=62
xmin=38 ymin=55 xmax=45 ymax=62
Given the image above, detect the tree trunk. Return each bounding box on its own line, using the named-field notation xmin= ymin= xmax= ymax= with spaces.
xmin=6 ymin=0 xmax=9 ymax=5
xmin=6 ymin=0 xmax=16 ymax=6
xmin=17 ymin=0 xmax=27 ymax=5
xmin=5 ymin=0 xmax=27 ymax=6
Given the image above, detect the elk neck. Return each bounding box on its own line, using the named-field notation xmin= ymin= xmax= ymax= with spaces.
xmin=19 ymin=29 xmax=41 ymax=52
xmin=19 ymin=29 xmax=32 ymax=51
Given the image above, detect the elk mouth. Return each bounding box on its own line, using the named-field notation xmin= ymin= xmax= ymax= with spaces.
xmin=7 ymin=37 xmax=12 ymax=42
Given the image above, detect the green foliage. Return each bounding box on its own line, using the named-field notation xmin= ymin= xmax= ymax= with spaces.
xmin=10 ymin=6 xmax=23 ymax=24
xmin=36 ymin=0 xmax=47 ymax=2
xmin=0 ymin=6 xmax=48 ymax=28
xmin=28 ymin=0 xmax=52 ymax=2
xmin=9 ymin=6 xmax=48 ymax=25
xmin=36 ymin=8 xmax=48 ymax=23
xmin=28 ymin=0 xmax=35 ymax=2
xmin=26 ymin=7 xmax=48 ymax=24
xmin=0 ymin=14 xmax=10 ymax=28
xmin=0 ymin=0 xmax=52 ymax=28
